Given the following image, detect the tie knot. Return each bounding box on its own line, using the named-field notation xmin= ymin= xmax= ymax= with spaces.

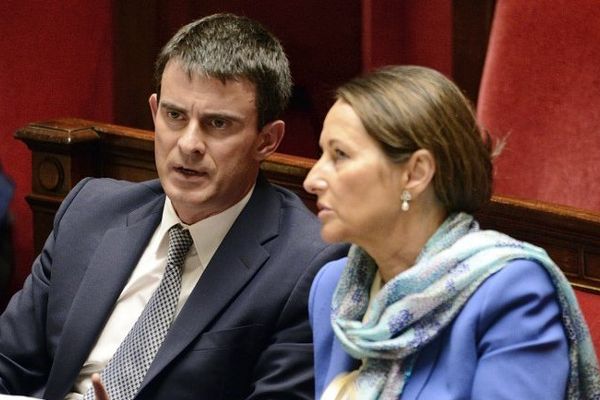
xmin=167 ymin=224 xmax=193 ymax=266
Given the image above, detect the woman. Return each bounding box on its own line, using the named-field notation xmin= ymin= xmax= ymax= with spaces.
xmin=304 ymin=66 xmax=599 ymax=400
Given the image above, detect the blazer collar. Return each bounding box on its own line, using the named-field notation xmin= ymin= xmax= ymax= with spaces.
xmin=139 ymin=174 xmax=282 ymax=390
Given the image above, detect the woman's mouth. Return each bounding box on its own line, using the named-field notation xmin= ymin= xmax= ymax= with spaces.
xmin=316 ymin=202 xmax=334 ymax=219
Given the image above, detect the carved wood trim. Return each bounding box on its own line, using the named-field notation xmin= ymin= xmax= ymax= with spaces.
xmin=15 ymin=118 xmax=600 ymax=293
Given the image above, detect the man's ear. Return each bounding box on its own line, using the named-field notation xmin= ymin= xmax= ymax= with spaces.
xmin=149 ymin=94 xmax=158 ymax=124
xmin=254 ymin=120 xmax=285 ymax=161
xmin=403 ymin=149 xmax=436 ymax=196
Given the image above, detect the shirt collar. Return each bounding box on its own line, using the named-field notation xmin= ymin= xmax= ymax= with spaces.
xmin=159 ymin=186 xmax=255 ymax=268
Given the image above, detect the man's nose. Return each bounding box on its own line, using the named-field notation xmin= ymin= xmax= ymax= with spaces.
xmin=178 ymin=124 xmax=206 ymax=155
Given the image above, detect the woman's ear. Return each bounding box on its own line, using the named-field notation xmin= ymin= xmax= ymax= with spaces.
xmin=254 ymin=120 xmax=285 ymax=161
xmin=404 ymin=149 xmax=436 ymax=196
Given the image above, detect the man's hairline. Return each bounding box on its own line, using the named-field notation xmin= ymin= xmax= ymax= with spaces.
xmin=154 ymin=62 xmax=285 ymax=133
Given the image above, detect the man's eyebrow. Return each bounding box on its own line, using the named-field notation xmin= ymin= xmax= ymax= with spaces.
xmin=159 ymin=100 xmax=246 ymax=122
xmin=159 ymin=101 xmax=186 ymax=113
xmin=201 ymin=112 xmax=245 ymax=122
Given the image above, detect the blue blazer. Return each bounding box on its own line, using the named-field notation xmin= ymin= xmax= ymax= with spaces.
xmin=0 ymin=175 xmax=348 ymax=400
xmin=310 ymin=258 xmax=570 ymax=399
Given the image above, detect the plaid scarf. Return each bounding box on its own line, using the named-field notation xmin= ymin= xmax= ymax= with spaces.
xmin=331 ymin=212 xmax=600 ymax=399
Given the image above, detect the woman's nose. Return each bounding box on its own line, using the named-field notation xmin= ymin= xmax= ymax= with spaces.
xmin=303 ymin=160 xmax=327 ymax=194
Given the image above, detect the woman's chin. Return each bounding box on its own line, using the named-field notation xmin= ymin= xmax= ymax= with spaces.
xmin=320 ymin=227 xmax=348 ymax=244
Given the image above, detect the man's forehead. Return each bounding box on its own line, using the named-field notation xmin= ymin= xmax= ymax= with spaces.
xmin=158 ymin=61 xmax=259 ymax=120
xmin=164 ymin=59 xmax=256 ymax=90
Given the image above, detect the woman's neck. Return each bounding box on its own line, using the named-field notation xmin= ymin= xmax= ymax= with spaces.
xmin=364 ymin=202 xmax=447 ymax=283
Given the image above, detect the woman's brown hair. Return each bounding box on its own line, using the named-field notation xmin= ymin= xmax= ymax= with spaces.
xmin=336 ymin=65 xmax=494 ymax=213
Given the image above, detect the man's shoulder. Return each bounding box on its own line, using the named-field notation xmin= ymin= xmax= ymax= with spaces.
xmin=271 ymin=185 xmax=327 ymax=252
xmin=270 ymin=184 xmax=319 ymax=227
xmin=271 ymin=183 xmax=312 ymax=209
xmin=57 ymin=178 xmax=164 ymax=223
xmin=67 ymin=178 xmax=163 ymax=205
xmin=74 ymin=177 xmax=162 ymax=196
xmin=259 ymin=181 xmax=348 ymax=269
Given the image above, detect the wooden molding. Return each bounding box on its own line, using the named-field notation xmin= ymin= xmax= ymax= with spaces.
xmin=15 ymin=118 xmax=600 ymax=293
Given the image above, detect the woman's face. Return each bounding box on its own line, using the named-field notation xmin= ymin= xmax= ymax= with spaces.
xmin=304 ymin=100 xmax=407 ymax=245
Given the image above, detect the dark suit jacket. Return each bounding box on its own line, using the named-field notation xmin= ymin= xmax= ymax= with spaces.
xmin=0 ymin=175 xmax=347 ymax=400
xmin=310 ymin=258 xmax=569 ymax=399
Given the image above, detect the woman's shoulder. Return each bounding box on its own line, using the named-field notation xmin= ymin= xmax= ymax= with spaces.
xmin=410 ymin=258 xmax=569 ymax=399
xmin=309 ymin=257 xmax=348 ymax=322
xmin=475 ymin=258 xmax=557 ymax=306
xmin=314 ymin=257 xmax=348 ymax=287
xmin=462 ymin=258 xmax=563 ymax=341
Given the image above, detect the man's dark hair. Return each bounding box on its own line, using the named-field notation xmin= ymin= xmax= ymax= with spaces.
xmin=154 ymin=13 xmax=292 ymax=128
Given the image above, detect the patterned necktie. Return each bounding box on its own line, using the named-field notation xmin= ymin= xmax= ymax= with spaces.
xmin=84 ymin=224 xmax=193 ymax=400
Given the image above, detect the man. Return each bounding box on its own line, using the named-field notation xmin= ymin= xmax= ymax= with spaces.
xmin=0 ymin=14 xmax=346 ymax=399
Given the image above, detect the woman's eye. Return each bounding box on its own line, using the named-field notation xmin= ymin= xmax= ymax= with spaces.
xmin=333 ymin=148 xmax=349 ymax=160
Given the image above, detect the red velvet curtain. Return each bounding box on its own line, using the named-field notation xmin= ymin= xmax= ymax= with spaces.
xmin=0 ymin=1 xmax=114 ymax=304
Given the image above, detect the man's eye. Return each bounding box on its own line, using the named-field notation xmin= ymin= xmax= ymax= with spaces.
xmin=166 ymin=111 xmax=181 ymax=120
xmin=209 ymin=119 xmax=228 ymax=129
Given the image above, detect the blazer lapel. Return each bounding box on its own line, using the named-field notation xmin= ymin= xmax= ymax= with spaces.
xmin=45 ymin=193 xmax=164 ymax=399
xmin=140 ymin=175 xmax=281 ymax=389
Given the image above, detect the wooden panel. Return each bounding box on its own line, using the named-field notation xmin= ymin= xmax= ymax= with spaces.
xmin=452 ymin=0 xmax=496 ymax=103
xmin=113 ymin=0 xmax=159 ymax=130
xmin=585 ymin=252 xmax=600 ymax=284
xmin=15 ymin=118 xmax=600 ymax=293
xmin=475 ymin=196 xmax=600 ymax=293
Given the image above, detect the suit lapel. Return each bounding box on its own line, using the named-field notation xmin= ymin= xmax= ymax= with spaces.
xmin=140 ymin=175 xmax=281 ymax=389
xmin=45 ymin=192 xmax=164 ymax=399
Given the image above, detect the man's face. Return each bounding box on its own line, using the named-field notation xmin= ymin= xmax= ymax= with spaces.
xmin=150 ymin=60 xmax=283 ymax=224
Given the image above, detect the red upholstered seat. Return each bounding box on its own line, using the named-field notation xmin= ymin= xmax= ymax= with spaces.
xmin=478 ymin=0 xmax=600 ymax=356
xmin=477 ymin=0 xmax=600 ymax=212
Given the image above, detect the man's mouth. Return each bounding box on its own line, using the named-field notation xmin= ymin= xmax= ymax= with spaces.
xmin=175 ymin=166 xmax=199 ymax=175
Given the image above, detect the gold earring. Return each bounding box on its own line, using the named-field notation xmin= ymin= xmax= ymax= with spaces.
xmin=401 ymin=190 xmax=412 ymax=211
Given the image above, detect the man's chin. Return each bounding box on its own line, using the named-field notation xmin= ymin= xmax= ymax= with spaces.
xmin=169 ymin=190 xmax=209 ymax=204
xmin=164 ymin=182 xmax=209 ymax=204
